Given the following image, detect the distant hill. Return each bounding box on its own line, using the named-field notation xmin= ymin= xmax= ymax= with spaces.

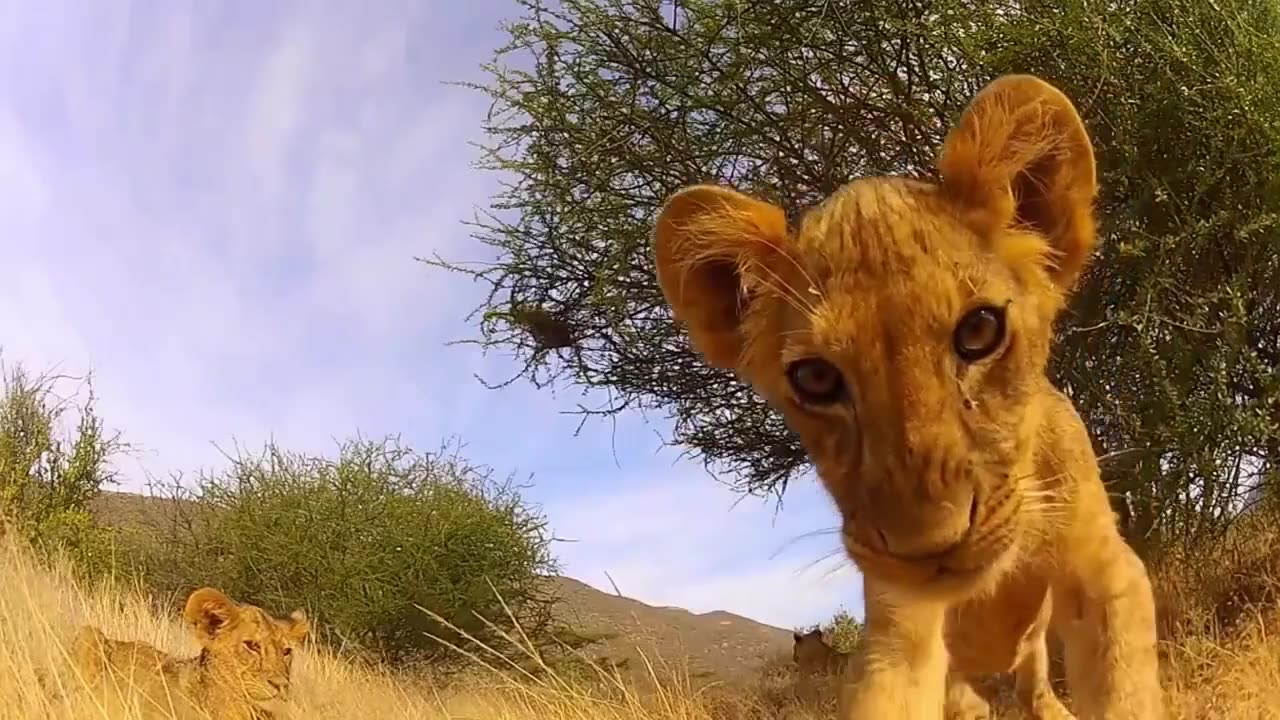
xmin=89 ymin=490 xmax=793 ymax=684
xmin=547 ymin=575 xmax=792 ymax=682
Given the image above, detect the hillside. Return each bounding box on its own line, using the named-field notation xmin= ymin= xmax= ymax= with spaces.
xmin=89 ymin=490 xmax=793 ymax=684
xmin=547 ymin=575 xmax=792 ymax=682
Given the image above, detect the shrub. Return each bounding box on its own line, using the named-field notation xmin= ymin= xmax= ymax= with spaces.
xmin=795 ymin=608 xmax=863 ymax=656
xmin=0 ymin=359 xmax=122 ymax=574
xmin=146 ymin=435 xmax=560 ymax=666
xmin=824 ymin=608 xmax=863 ymax=654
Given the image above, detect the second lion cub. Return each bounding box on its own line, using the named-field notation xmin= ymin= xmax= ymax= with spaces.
xmin=74 ymin=587 xmax=309 ymax=720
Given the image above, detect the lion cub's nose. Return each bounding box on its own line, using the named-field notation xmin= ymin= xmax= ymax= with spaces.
xmin=867 ymin=482 xmax=977 ymax=560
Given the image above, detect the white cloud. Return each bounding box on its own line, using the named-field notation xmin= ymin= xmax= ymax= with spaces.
xmin=0 ymin=110 xmax=52 ymax=225
xmin=666 ymin=565 xmax=861 ymax=629
xmin=543 ymin=467 xmax=862 ymax=629
xmin=0 ymin=2 xmax=490 ymax=473
xmin=246 ymin=27 xmax=311 ymax=199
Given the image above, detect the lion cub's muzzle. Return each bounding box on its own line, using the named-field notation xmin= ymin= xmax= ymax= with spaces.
xmin=248 ymin=673 xmax=291 ymax=704
xmin=840 ymin=472 xmax=1009 ymax=596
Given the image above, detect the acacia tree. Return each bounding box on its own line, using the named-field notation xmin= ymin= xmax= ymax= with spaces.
xmin=434 ymin=0 xmax=1280 ymax=555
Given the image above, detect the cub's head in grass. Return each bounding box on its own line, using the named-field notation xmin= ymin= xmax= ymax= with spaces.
xmin=792 ymin=628 xmax=848 ymax=677
xmin=75 ymin=586 xmax=310 ymax=718
xmin=182 ymin=587 xmax=311 ymax=706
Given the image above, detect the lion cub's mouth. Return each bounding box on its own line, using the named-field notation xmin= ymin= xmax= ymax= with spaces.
xmin=249 ymin=685 xmax=290 ymax=705
xmin=842 ymin=530 xmax=1015 ymax=599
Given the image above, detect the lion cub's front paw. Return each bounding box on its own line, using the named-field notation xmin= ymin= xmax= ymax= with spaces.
xmin=840 ymin=678 xmax=946 ymax=720
xmin=1025 ymin=690 xmax=1077 ymax=720
xmin=944 ymin=706 xmax=990 ymax=720
xmin=944 ymin=700 xmax=991 ymax=720
xmin=944 ymin=678 xmax=990 ymax=720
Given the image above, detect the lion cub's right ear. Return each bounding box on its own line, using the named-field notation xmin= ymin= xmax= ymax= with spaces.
xmin=652 ymin=184 xmax=790 ymax=370
xmin=938 ymin=74 xmax=1099 ymax=292
xmin=286 ymin=609 xmax=311 ymax=642
xmin=183 ymin=587 xmax=240 ymax=642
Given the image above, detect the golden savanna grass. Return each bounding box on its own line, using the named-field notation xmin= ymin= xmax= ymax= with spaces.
xmin=3 ymin=534 xmax=1280 ymax=719
xmin=0 ymin=538 xmax=817 ymax=720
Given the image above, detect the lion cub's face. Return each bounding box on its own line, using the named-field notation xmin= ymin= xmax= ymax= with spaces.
xmin=653 ymin=75 xmax=1099 ymax=601
xmin=185 ymin=587 xmax=310 ymax=706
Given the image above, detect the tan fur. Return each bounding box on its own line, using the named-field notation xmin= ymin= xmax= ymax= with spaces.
xmin=652 ymin=75 xmax=1163 ymax=719
xmin=73 ymin=587 xmax=309 ymax=719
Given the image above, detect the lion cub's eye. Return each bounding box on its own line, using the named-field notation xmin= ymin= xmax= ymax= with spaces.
xmin=282 ymin=646 xmax=293 ymax=657
xmin=243 ymin=640 xmax=260 ymax=653
xmin=953 ymin=305 xmax=1007 ymax=362
xmin=785 ymin=358 xmax=847 ymax=405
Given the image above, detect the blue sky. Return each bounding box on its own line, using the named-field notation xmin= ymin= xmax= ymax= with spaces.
xmin=0 ymin=0 xmax=862 ymax=629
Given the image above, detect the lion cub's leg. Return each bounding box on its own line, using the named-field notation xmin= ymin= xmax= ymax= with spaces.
xmin=944 ymin=672 xmax=990 ymax=720
xmin=839 ymin=588 xmax=948 ymax=720
xmin=1053 ymin=533 xmax=1163 ymax=719
xmin=1013 ymin=591 xmax=1076 ymax=720
xmin=1014 ymin=637 xmax=1075 ymax=720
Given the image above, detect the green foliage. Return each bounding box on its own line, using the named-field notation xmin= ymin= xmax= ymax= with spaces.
xmin=145 ymin=436 xmax=561 ymax=666
xmin=824 ymin=609 xmax=863 ymax=654
xmin=0 ymin=359 xmax=122 ymax=573
xmin=433 ymin=0 xmax=1280 ymax=554
xmin=795 ymin=608 xmax=863 ymax=655
xmin=967 ymin=0 xmax=1280 ymax=557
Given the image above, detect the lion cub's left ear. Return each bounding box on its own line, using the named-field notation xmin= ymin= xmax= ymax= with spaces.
xmin=184 ymin=587 xmax=240 ymax=642
xmin=938 ymin=74 xmax=1098 ymax=292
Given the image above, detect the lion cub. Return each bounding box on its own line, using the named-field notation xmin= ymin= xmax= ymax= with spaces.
xmin=73 ymin=587 xmax=309 ymax=720
xmin=793 ymin=628 xmax=852 ymax=680
xmin=792 ymin=628 xmax=853 ymax=704
xmin=652 ymin=75 xmax=1163 ymax=719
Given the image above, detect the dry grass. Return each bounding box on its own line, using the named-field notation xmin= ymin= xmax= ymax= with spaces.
xmin=3 ymin=537 xmax=1280 ymax=719
xmin=0 ymin=539 xmax=819 ymax=719
xmin=1153 ymin=509 xmax=1280 ymax=643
